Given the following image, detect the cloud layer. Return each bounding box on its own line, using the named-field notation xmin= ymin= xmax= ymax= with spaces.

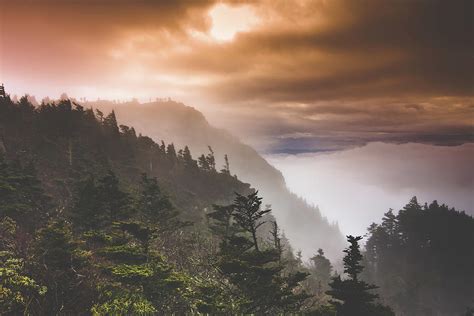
xmin=267 ymin=142 xmax=474 ymax=236
xmin=1 ymin=0 xmax=472 ymax=152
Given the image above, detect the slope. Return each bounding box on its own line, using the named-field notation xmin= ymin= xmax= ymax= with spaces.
xmin=90 ymin=99 xmax=345 ymax=260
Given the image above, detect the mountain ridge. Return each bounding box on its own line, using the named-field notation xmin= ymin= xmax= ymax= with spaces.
xmin=89 ymin=99 xmax=345 ymax=260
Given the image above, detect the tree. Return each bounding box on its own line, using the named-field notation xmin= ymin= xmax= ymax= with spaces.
xmin=32 ymin=220 xmax=95 ymax=314
xmin=206 ymin=146 xmax=216 ymax=171
xmin=0 ymin=156 xmax=49 ymax=231
xmin=207 ymin=204 xmax=236 ymax=238
xmin=327 ymin=235 xmax=394 ymax=316
xmin=232 ymin=191 xmax=271 ymax=252
xmin=137 ymin=173 xmax=177 ymax=230
xmin=198 ymin=146 xmax=216 ymax=172
xmin=220 ymin=154 xmax=230 ymax=175
xmin=365 ymin=197 xmax=474 ymax=315
xmin=71 ymin=176 xmax=101 ymax=229
xmin=97 ymin=170 xmax=131 ymax=222
xmin=309 ymin=249 xmax=332 ymax=293
xmin=102 ymin=110 xmax=119 ymax=137
xmin=91 ymin=220 xmax=190 ymax=314
xmin=181 ymin=146 xmax=196 ymax=169
xmin=211 ymin=192 xmax=309 ymax=314
xmin=270 ymin=221 xmax=283 ymax=263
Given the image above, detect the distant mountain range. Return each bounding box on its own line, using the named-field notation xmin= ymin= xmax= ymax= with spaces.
xmin=90 ymin=99 xmax=345 ymax=260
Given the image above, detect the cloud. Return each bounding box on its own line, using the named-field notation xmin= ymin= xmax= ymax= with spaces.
xmin=1 ymin=0 xmax=472 ymax=152
xmin=267 ymin=142 xmax=474 ymax=236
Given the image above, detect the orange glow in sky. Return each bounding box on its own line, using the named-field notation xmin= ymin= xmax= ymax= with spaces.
xmin=208 ymin=4 xmax=260 ymax=41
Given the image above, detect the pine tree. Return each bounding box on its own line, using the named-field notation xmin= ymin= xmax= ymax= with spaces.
xmin=32 ymin=220 xmax=94 ymax=314
xmin=71 ymin=176 xmax=101 ymax=229
xmin=102 ymin=110 xmax=120 ymax=137
xmin=207 ymin=204 xmax=236 ymax=238
xmin=206 ymin=146 xmax=216 ymax=171
xmin=97 ymin=170 xmax=131 ymax=222
xmin=0 ymin=156 xmax=49 ymax=231
xmin=181 ymin=146 xmax=196 ymax=169
xmin=198 ymin=154 xmax=210 ymax=171
xmin=212 ymin=192 xmax=309 ymax=314
xmin=220 ymin=154 xmax=230 ymax=174
xmin=309 ymin=248 xmax=332 ymax=293
xmin=137 ymin=173 xmax=177 ymax=230
xmin=327 ymin=235 xmax=394 ymax=316
xmin=232 ymin=191 xmax=271 ymax=252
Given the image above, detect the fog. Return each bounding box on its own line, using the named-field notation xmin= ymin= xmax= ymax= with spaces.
xmin=267 ymin=142 xmax=474 ymax=236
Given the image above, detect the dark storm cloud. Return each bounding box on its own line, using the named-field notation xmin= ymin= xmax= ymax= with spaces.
xmin=203 ymin=0 xmax=473 ymax=102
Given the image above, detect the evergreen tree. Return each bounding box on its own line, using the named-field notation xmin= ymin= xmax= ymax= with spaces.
xmin=207 ymin=204 xmax=236 ymax=238
xmin=232 ymin=191 xmax=271 ymax=252
xmin=0 ymin=156 xmax=49 ymax=231
xmin=102 ymin=110 xmax=120 ymax=137
xmin=137 ymin=173 xmax=177 ymax=230
xmin=365 ymin=197 xmax=474 ymax=315
xmin=71 ymin=176 xmax=101 ymax=229
xmin=270 ymin=220 xmax=283 ymax=263
xmin=212 ymin=192 xmax=309 ymax=314
xmin=327 ymin=235 xmax=394 ymax=316
xmin=32 ymin=220 xmax=95 ymax=314
xmin=198 ymin=154 xmax=209 ymax=171
xmin=221 ymin=154 xmax=230 ymax=174
xmin=309 ymin=248 xmax=332 ymax=293
xmin=97 ymin=170 xmax=131 ymax=222
xmin=206 ymin=146 xmax=216 ymax=171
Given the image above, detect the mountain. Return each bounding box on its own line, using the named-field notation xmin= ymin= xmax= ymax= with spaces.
xmin=0 ymin=97 xmax=253 ymax=226
xmin=0 ymin=95 xmax=326 ymax=314
xmin=89 ymin=99 xmax=345 ymax=260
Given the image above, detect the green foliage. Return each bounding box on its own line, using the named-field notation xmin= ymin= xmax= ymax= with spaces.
xmin=34 ymin=220 xmax=77 ymax=270
xmin=4 ymin=96 xmax=455 ymax=314
xmin=91 ymin=292 xmax=156 ymax=316
xmin=98 ymin=245 xmax=147 ymax=264
xmin=210 ymin=192 xmax=310 ymax=314
xmin=0 ymin=156 xmax=49 ymax=230
xmin=0 ymin=252 xmax=46 ymax=315
xmin=32 ymin=220 xmax=96 ymax=314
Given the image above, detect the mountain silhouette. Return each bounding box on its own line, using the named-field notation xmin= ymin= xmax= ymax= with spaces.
xmin=90 ymin=99 xmax=345 ymax=260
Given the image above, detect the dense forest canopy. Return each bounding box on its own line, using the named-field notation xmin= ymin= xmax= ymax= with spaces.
xmin=364 ymin=198 xmax=474 ymax=316
xmin=0 ymin=95 xmax=472 ymax=315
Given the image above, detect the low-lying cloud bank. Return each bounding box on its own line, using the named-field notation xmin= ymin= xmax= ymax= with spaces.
xmin=267 ymin=142 xmax=474 ymax=236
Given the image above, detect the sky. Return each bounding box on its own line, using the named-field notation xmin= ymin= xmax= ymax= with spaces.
xmin=1 ymin=0 xmax=472 ymax=233
xmin=1 ymin=0 xmax=472 ymax=153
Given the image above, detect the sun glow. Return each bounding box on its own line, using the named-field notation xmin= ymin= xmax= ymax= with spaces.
xmin=208 ymin=4 xmax=259 ymax=41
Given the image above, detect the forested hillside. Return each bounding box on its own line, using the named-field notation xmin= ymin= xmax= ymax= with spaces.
xmin=87 ymin=99 xmax=345 ymax=261
xmin=1 ymin=95 xmax=472 ymax=315
xmin=0 ymin=95 xmax=349 ymax=314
